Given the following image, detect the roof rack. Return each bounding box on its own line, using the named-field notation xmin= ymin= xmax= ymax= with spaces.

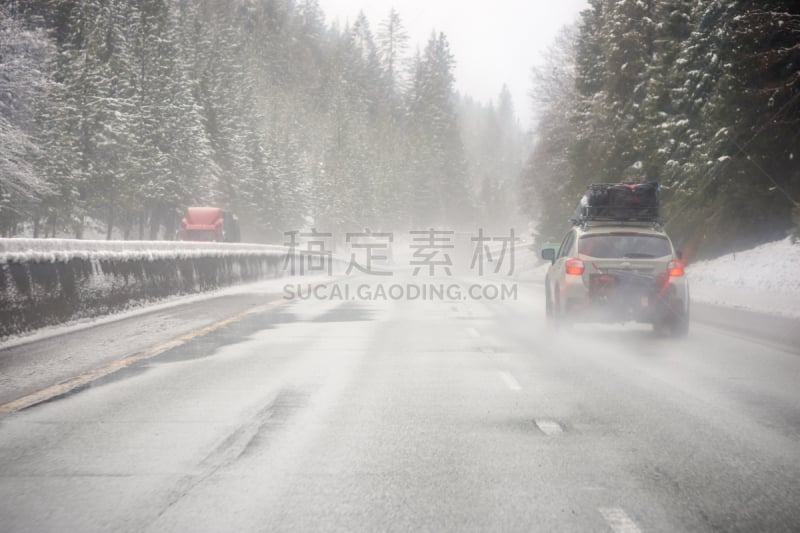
xmin=579 ymin=205 xmax=659 ymax=219
xmin=572 ymin=218 xmax=664 ymax=231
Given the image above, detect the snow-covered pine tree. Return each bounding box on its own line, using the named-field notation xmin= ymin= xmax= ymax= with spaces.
xmin=0 ymin=6 xmax=55 ymax=236
xmin=373 ymin=8 xmax=411 ymax=230
xmin=124 ymin=0 xmax=215 ymax=240
xmin=43 ymin=0 xmax=141 ymax=239
xmin=694 ymin=0 xmax=800 ymax=252
xmin=408 ymin=32 xmax=472 ymax=228
xmin=522 ymin=25 xmax=581 ymax=250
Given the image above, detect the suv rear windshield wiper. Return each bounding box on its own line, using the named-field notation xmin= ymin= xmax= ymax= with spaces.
xmin=622 ymin=252 xmax=656 ymax=258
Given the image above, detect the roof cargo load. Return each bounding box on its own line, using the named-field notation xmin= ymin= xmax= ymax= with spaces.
xmin=573 ymin=182 xmax=659 ymax=224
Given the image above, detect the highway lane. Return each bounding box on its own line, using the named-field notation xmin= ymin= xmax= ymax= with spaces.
xmin=0 ymin=292 xmax=285 ymax=407
xmin=1 ymin=274 xmax=799 ymax=532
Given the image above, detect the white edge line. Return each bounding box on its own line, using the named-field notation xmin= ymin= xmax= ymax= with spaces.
xmin=598 ymin=507 xmax=643 ymax=533
xmin=534 ymin=419 xmax=563 ymax=436
xmin=498 ymin=370 xmax=521 ymax=391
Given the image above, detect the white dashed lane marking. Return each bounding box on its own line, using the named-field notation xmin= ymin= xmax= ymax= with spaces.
xmin=534 ymin=419 xmax=564 ymax=436
xmin=498 ymin=371 xmax=521 ymax=391
xmin=598 ymin=507 xmax=643 ymax=533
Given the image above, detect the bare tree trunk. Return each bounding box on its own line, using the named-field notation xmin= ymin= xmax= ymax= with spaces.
xmin=33 ymin=217 xmax=40 ymax=238
xmin=164 ymin=206 xmax=177 ymax=241
xmin=149 ymin=206 xmax=161 ymax=240
xmin=139 ymin=212 xmax=146 ymax=240
xmin=106 ymin=208 xmax=114 ymax=240
xmin=120 ymin=211 xmax=133 ymax=240
xmin=73 ymin=215 xmax=84 ymax=239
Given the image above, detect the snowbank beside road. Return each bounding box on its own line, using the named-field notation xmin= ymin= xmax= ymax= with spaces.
xmin=688 ymin=237 xmax=800 ymax=318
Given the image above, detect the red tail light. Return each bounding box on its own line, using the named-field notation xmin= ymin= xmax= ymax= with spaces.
xmin=565 ymin=258 xmax=585 ymax=276
xmin=668 ymin=260 xmax=685 ymax=277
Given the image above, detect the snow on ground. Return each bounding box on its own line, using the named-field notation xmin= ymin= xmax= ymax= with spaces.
xmin=687 ymin=237 xmax=800 ymax=318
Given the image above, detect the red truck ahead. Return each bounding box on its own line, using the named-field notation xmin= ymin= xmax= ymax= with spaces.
xmin=177 ymin=207 xmax=240 ymax=242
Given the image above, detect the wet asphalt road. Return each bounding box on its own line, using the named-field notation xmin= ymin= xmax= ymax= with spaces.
xmin=1 ymin=274 xmax=799 ymax=532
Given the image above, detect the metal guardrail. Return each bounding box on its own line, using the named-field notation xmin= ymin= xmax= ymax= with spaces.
xmin=0 ymin=239 xmax=353 ymax=338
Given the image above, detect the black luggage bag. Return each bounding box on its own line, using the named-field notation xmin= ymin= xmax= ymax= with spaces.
xmin=576 ymin=181 xmax=659 ymax=221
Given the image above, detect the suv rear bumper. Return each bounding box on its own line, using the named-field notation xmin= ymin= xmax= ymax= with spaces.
xmin=560 ymin=276 xmax=688 ymax=324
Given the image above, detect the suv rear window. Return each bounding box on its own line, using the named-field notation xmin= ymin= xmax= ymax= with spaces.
xmin=578 ymin=233 xmax=671 ymax=259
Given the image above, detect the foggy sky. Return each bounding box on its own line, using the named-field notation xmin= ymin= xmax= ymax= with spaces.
xmin=318 ymin=0 xmax=589 ymax=128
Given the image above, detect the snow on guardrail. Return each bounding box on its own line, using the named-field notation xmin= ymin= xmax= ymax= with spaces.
xmin=0 ymin=238 xmax=290 ymax=263
xmin=0 ymin=238 xmax=343 ymax=338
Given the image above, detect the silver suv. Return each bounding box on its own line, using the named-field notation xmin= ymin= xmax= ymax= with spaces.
xmin=541 ymin=223 xmax=689 ymax=336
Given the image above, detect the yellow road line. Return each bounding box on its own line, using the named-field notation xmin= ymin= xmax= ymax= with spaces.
xmin=0 ymin=300 xmax=283 ymax=415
